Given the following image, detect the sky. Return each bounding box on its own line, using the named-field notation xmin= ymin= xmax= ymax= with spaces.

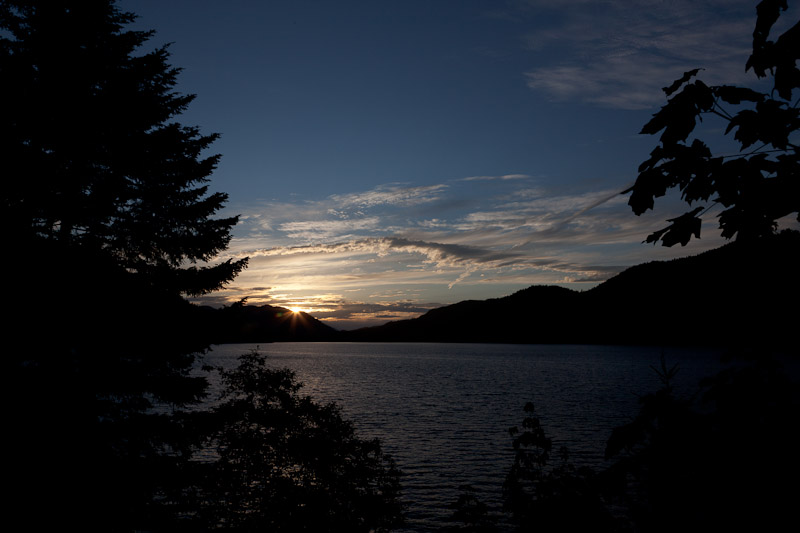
xmin=121 ymin=0 xmax=797 ymax=329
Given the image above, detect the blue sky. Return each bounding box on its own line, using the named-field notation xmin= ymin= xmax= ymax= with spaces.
xmin=122 ymin=0 xmax=797 ymax=329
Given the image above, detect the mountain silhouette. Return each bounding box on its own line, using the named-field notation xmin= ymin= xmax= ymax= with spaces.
xmin=341 ymin=232 xmax=798 ymax=348
xmin=202 ymin=303 xmax=339 ymax=343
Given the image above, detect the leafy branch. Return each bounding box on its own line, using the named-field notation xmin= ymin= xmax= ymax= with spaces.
xmin=625 ymin=1 xmax=799 ymax=246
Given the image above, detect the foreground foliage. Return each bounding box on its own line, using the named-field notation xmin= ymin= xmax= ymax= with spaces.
xmin=3 ymin=2 xmax=403 ymax=531
xmin=441 ymin=5 xmax=800 ymax=531
xmin=502 ymin=403 xmax=618 ymax=532
xmin=443 ymin=352 xmax=800 ymax=533
xmin=625 ymin=0 xmax=799 ymax=246
xmin=1 ymin=2 xmax=242 ymax=528
xmin=0 ymin=0 xmax=247 ymax=292
xmin=183 ymin=350 xmax=404 ymax=532
xmin=599 ymin=354 xmax=800 ymax=533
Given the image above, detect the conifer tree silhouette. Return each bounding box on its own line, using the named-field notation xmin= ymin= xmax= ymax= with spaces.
xmin=1 ymin=1 xmax=245 ymax=529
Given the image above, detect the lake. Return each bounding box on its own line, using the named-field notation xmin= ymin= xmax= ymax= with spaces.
xmin=200 ymin=343 xmax=726 ymax=532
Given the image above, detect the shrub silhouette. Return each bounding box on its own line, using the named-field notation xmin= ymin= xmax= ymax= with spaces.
xmin=177 ymin=350 xmax=404 ymax=532
xmin=603 ymin=353 xmax=800 ymax=533
xmin=440 ymin=485 xmax=500 ymax=533
xmin=501 ymin=402 xmax=621 ymax=533
xmin=450 ymin=352 xmax=799 ymax=533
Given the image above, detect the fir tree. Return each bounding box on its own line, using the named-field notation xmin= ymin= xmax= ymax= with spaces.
xmin=2 ymin=4 xmax=405 ymax=531
xmin=1 ymin=1 xmax=244 ymax=529
xmin=0 ymin=0 xmax=246 ymax=293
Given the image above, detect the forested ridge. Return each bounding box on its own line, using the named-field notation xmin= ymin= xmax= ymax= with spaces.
xmin=343 ymin=231 xmax=798 ymax=348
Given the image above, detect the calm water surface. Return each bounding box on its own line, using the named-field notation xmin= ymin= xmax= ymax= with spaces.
xmin=201 ymin=343 xmax=724 ymax=532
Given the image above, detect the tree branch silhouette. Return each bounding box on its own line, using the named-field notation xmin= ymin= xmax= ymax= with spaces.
xmin=624 ymin=1 xmax=799 ymax=246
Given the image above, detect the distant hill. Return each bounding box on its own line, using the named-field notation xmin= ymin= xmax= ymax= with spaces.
xmin=341 ymin=232 xmax=798 ymax=348
xmin=200 ymin=303 xmax=339 ymax=343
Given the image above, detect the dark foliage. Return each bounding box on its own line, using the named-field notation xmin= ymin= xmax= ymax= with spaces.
xmin=502 ymin=403 xmax=621 ymax=533
xmin=625 ymin=0 xmax=799 ymax=246
xmin=601 ymin=353 xmax=800 ymax=533
xmin=175 ymin=350 xmax=404 ymax=532
xmin=1 ymin=1 xmax=245 ymax=528
xmin=0 ymin=0 xmax=247 ymax=292
xmin=440 ymin=485 xmax=500 ymax=533
xmin=453 ymin=352 xmax=799 ymax=533
xmin=3 ymin=2 xmax=403 ymax=532
xmin=7 ymin=242 xmax=215 ymax=531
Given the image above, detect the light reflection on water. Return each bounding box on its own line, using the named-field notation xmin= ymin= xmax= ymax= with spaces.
xmin=199 ymin=342 xmax=724 ymax=532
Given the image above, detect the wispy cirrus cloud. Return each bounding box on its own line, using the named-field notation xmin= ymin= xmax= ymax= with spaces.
xmin=461 ymin=173 xmax=532 ymax=182
xmin=278 ymin=217 xmax=382 ymax=241
xmin=232 ymin=183 xmax=454 ymax=246
xmin=221 ymin=232 xmax=641 ymax=300
xmin=329 ymin=183 xmax=448 ymax=210
xmin=229 ymin=177 xmax=721 ymax=271
xmin=519 ymin=0 xmax=761 ymax=109
xmin=235 ymin=237 xmax=521 ymax=274
xmin=209 ymin=174 xmax=727 ymax=328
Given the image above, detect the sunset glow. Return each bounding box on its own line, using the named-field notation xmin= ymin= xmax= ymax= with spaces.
xmin=126 ymin=0 xmax=799 ymax=329
xmin=9 ymin=2 xmax=796 ymax=532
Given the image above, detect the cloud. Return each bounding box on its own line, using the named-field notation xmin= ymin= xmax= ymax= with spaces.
xmin=329 ymin=184 xmax=448 ymax=210
xmin=230 ymin=183 xmax=457 ymax=245
xmin=308 ymin=299 xmax=441 ymax=327
xmin=230 ymin=231 xmax=636 ymax=292
xmin=520 ymin=0 xmax=758 ymax=109
xmin=239 ymin=236 xmax=520 ymax=272
xmin=228 ymin=179 xmax=719 ymax=270
xmin=431 ymin=187 xmax=630 ymax=239
xmin=461 ymin=173 xmax=532 ymax=181
xmin=278 ymin=216 xmax=382 ymax=241
xmin=206 ymin=174 xmax=730 ymax=330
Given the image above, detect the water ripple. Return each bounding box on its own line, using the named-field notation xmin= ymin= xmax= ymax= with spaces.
xmin=202 ymin=343 xmax=723 ymax=532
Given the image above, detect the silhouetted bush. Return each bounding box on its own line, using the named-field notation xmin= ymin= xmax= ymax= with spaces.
xmin=169 ymin=350 xmax=404 ymax=532
xmin=445 ymin=351 xmax=799 ymax=533
xmin=502 ymin=402 xmax=622 ymax=533
xmin=603 ymin=353 xmax=800 ymax=533
xmin=440 ymin=485 xmax=500 ymax=533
